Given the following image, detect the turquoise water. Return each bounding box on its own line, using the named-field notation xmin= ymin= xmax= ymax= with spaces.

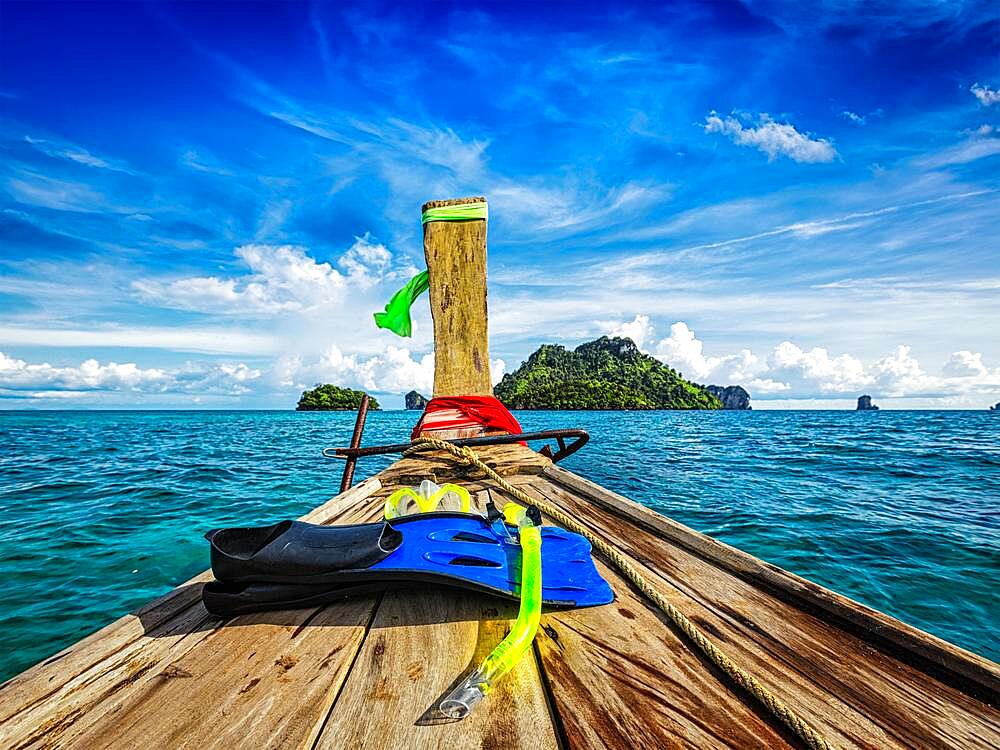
xmin=1 ymin=410 xmax=997 ymax=682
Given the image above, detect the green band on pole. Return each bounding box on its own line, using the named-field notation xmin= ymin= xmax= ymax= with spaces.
xmin=421 ymin=201 xmax=488 ymax=225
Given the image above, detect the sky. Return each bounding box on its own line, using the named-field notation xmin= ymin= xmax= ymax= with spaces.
xmin=1 ymin=0 xmax=998 ymax=409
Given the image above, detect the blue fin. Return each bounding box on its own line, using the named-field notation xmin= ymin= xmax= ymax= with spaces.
xmin=205 ymin=513 xmax=614 ymax=615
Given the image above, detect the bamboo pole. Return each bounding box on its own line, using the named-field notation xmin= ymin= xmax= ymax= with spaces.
xmin=422 ymin=196 xmax=492 ymax=397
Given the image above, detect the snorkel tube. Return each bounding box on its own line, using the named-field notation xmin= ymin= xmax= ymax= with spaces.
xmin=439 ymin=503 xmax=543 ymax=719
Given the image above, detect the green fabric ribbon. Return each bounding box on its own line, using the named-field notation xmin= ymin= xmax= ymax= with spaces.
xmin=373 ymin=270 xmax=429 ymax=337
xmin=374 ymin=202 xmax=487 ymax=337
xmin=421 ymin=201 xmax=488 ymax=224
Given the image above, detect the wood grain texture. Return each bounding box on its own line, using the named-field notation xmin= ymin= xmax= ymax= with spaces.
xmin=514 ymin=473 xmax=1000 ymax=749
xmin=422 ymin=196 xmax=491 ymax=397
xmin=535 ymin=558 xmax=796 ymax=749
xmin=543 ymin=464 xmax=1000 ymax=702
xmin=315 ymin=588 xmax=559 ymax=750
xmin=58 ymin=599 xmax=379 ymax=750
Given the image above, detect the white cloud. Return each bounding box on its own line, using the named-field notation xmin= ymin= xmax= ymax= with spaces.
xmin=765 ymin=340 xmax=869 ymax=393
xmin=610 ymin=314 xmax=654 ymax=349
xmin=704 ymin=112 xmax=837 ymax=163
xmin=277 ymin=345 xmax=506 ymax=395
xmin=971 ymin=83 xmax=1000 ymax=106
xmin=601 ymin=317 xmax=1000 ymax=404
xmin=180 ymin=149 xmax=234 ymax=175
xmin=841 ymin=110 xmax=865 ymax=125
xmin=0 ymin=325 xmax=278 ymax=355
xmin=0 ymin=351 xmax=260 ymax=397
xmin=490 ymin=180 xmax=669 ymax=235
xmin=869 ymin=345 xmax=931 ymax=396
xmin=133 ymin=234 xmax=408 ymax=315
xmin=23 ymin=135 xmax=132 ymax=172
xmin=917 ymin=128 xmax=1000 ymax=167
xmin=943 ymin=350 xmax=988 ymax=377
xmin=7 ymin=172 xmax=121 ymax=213
xmin=606 ymin=316 xmax=757 ymax=383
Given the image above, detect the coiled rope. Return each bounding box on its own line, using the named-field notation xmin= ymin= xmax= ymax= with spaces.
xmin=404 ymin=436 xmax=836 ymax=750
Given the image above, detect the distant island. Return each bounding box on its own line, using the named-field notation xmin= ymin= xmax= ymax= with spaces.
xmin=296 ymin=384 xmax=381 ymax=411
xmin=991 ymin=402 xmax=999 ymax=411
xmin=493 ymin=336 xmax=722 ymax=410
xmin=705 ymin=385 xmax=751 ymax=410
xmin=857 ymin=395 xmax=879 ymax=411
xmin=405 ymin=390 xmax=428 ymax=410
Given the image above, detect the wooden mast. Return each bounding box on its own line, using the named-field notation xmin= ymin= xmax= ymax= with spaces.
xmin=422 ymin=196 xmax=492 ymax=398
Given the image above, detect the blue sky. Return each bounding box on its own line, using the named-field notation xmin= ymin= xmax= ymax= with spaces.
xmin=1 ymin=0 xmax=998 ymax=409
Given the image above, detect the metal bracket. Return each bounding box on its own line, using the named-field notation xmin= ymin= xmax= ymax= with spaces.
xmin=326 ymin=425 xmax=589 ymax=491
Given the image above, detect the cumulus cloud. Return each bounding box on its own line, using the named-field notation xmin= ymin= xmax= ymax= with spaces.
xmin=704 ymin=112 xmax=837 ymax=163
xmin=765 ymin=340 xmax=868 ymax=393
xmin=942 ymin=350 xmax=989 ymax=377
xmin=602 ymin=316 xmax=1000 ymax=403
xmin=0 ymin=351 xmax=260 ymax=397
xmin=276 ymin=345 xmax=506 ymax=395
xmin=133 ymin=234 xmax=410 ymax=315
xmin=970 ymin=83 xmax=1000 ymax=106
xmin=609 ymin=316 xmax=757 ymax=382
xmin=652 ymin=322 xmax=758 ymax=382
xmin=610 ymin=314 xmax=654 ymax=349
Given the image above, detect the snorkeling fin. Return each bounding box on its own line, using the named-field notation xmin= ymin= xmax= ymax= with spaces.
xmin=203 ymin=513 xmax=613 ymax=614
xmin=201 ymin=580 xmax=393 ymax=617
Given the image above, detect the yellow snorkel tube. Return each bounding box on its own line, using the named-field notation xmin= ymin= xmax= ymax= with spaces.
xmin=439 ymin=502 xmax=543 ymax=719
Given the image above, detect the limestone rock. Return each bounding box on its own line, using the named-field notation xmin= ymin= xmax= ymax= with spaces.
xmin=705 ymin=385 xmax=751 ymax=410
xmin=856 ymin=395 xmax=880 ymax=411
xmin=405 ymin=390 xmax=428 ymax=410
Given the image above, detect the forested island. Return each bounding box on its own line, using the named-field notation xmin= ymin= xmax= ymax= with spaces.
xmin=296 ymin=384 xmax=380 ymax=411
xmin=493 ymin=336 xmax=722 ymax=410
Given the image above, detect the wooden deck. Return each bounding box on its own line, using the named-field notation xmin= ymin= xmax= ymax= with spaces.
xmin=2 ymin=444 xmax=999 ymax=749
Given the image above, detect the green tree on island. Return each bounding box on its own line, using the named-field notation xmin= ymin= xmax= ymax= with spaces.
xmin=494 ymin=336 xmax=721 ymax=410
xmin=296 ymin=384 xmax=380 ymax=411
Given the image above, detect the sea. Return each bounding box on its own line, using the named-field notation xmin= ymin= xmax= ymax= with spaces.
xmin=1 ymin=409 xmax=997 ymax=682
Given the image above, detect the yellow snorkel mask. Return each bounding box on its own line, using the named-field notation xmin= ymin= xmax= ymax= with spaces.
xmin=383 ymin=479 xmax=475 ymax=519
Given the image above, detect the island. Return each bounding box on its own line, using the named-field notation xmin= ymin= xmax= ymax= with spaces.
xmin=991 ymin=402 xmax=999 ymax=411
xmin=405 ymin=390 xmax=428 ymax=410
xmin=296 ymin=384 xmax=381 ymax=411
xmin=493 ymin=336 xmax=722 ymax=410
xmin=856 ymin=395 xmax=879 ymax=411
xmin=706 ymin=385 xmax=751 ymax=410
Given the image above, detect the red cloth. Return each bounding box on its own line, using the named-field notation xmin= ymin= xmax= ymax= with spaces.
xmin=411 ymin=395 xmax=523 ymax=440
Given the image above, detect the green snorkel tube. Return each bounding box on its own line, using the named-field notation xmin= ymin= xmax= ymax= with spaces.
xmin=439 ymin=503 xmax=543 ymax=719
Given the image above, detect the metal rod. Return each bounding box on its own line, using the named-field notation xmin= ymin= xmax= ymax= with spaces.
xmin=339 ymin=394 xmax=370 ymax=493
xmin=325 ymin=428 xmax=589 ymax=465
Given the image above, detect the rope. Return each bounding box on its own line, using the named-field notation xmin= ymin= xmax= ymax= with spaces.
xmin=404 ymin=436 xmax=836 ymax=750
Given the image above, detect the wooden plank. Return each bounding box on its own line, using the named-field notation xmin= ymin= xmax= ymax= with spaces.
xmin=536 ymin=559 xmax=796 ymax=749
xmin=314 ymin=588 xmax=560 ymax=750
xmin=422 ymin=196 xmax=492 ymax=397
xmin=517 ymin=475 xmax=1000 ymax=749
xmin=0 ymin=478 xmax=383 ymax=736
xmin=543 ymin=464 xmax=1000 ymax=701
xmin=0 ymin=597 xmax=221 ymax=749
xmin=53 ymin=599 xmax=380 ymax=750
